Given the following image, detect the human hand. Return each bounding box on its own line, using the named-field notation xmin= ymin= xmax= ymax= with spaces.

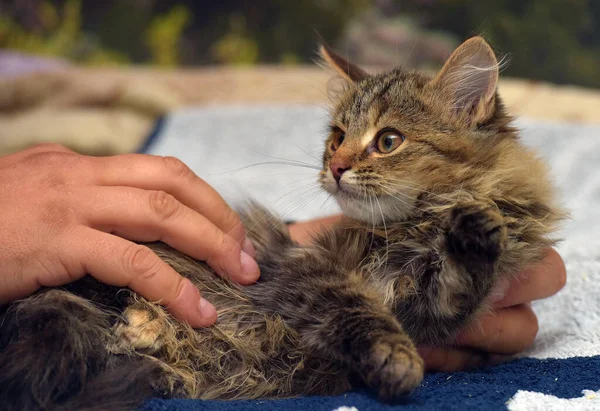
xmin=417 ymin=248 xmax=566 ymax=371
xmin=0 ymin=144 xmax=260 ymax=328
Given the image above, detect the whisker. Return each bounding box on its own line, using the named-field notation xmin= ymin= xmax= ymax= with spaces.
xmin=381 ymin=178 xmax=461 ymax=198
xmin=246 ymin=149 xmax=321 ymax=168
xmin=295 ymin=144 xmax=322 ymax=162
xmin=368 ymin=193 xmax=376 ymax=255
xmin=213 ymin=161 xmax=322 ymax=176
xmin=272 ymin=183 xmax=322 ymax=208
xmin=319 ymin=193 xmax=333 ymax=210
xmin=379 ymin=181 xmax=457 ymax=203
xmin=275 ymin=188 xmax=324 ymax=222
xmin=377 ymin=186 xmax=416 ymax=210
xmin=264 ymin=190 xmax=324 ymax=237
xmin=233 ymin=185 xmax=324 ymax=250
xmin=374 ymin=196 xmax=389 ymax=273
xmin=361 ymin=192 xmax=378 ymax=283
xmin=220 ymin=181 xmax=320 ymax=247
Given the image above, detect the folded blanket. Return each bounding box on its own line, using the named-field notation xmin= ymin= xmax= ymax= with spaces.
xmin=0 ymin=54 xmax=181 ymax=156
xmin=140 ymin=105 xmax=599 ymax=410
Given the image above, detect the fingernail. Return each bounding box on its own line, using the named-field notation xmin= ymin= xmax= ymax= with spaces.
xmin=240 ymin=250 xmax=260 ymax=282
xmin=198 ymin=297 xmax=217 ymax=320
xmin=242 ymin=237 xmax=256 ymax=259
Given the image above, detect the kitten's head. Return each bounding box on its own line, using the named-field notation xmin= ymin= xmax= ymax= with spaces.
xmin=319 ymin=37 xmax=519 ymax=223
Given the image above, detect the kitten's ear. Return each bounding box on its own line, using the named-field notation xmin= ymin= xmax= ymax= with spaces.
xmin=431 ymin=36 xmax=500 ymax=125
xmin=319 ymin=43 xmax=369 ymax=83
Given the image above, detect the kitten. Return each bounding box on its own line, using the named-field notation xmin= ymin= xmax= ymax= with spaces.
xmin=0 ymin=37 xmax=562 ymax=411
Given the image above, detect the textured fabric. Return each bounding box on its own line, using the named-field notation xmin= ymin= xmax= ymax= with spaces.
xmin=142 ymin=357 xmax=600 ymax=411
xmin=141 ymin=105 xmax=600 ymax=410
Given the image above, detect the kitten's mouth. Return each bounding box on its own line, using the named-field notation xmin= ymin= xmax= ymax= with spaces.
xmin=334 ymin=184 xmax=358 ymax=199
xmin=321 ymin=170 xmax=416 ymax=223
xmin=322 ymin=176 xmax=384 ymax=222
xmin=335 ymin=190 xmax=375 ymax=220
xmin=324 ymin=177 xmax=361 ymax=199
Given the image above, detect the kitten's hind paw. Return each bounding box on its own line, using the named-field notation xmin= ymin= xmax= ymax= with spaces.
xmin=447 ymin=202 xmax=507 ymax=264
xmin=112 ymin=307 xmax=166 ymax=353
xmin=363 ymin=334 xmax=424 ymax=400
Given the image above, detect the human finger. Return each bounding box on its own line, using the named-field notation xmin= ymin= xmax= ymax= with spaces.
xmin=417 ymin=346 xmax=505 ymax=372
xmin=83 ymin=186 xmax=260 ymax=285
xmin=494 ymin=248 xmax=566 ymax=308
xmin=91 ymin=154 xmax=252 ymax=255
xmin=63 ymin=227 xmax=217 ymax=327
xmin=454 ymin=304 xmax=539 ymax=355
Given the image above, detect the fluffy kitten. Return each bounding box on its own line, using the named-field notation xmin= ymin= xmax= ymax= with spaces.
xmin=0 ymin=37 xmax=562 ymax=411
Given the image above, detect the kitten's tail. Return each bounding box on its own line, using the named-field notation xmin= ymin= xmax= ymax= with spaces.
xmin=0 ymin=289 xmax=159 ymax=411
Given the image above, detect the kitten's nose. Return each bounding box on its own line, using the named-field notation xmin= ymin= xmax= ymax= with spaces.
xmin=330 ymin=160 xmax=350 ymax=183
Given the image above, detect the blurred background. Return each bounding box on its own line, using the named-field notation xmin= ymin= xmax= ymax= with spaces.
xmin=1 ymin=0 xmax=599 ymax=158
xmin=1 ymin=0 xmax=600 ymax=87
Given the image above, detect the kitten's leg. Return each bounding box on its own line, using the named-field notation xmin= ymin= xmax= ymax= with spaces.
xmin=0 ymin=289 xmax=160 ymax=410
xmin=396 ymin=201 xmax=508 ymax=344
xmin=243 ymin=205 xmax=424 ymax=398
xmin=446 ymin=201 xmax=507 ymax=266
xmin=251 ymin=276 xmax=424 ymax=400
xmin=303 ymin=287 xmax=424 ymax=399
xmin=110 ymin=300 xmax=190 ymax=398
xmin=356 ymin=323 xmax=424 ymax=400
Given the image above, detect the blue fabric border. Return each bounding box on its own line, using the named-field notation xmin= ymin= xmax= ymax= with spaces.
xmin=137 ymin=116 xmax=166 ymax=154
xmin=141 ymin=356 xmax=600 ymax=411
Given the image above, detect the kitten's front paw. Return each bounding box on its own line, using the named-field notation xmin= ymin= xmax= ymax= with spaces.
xmin=363 ymin=334 xmax=424 ymax=400
xmin=447 ymin=203 xmax=507 ymax=263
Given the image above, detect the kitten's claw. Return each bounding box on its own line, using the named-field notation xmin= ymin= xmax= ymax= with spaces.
xmin=447 ymin=203 xmax=507 ymax=263
xmin=363 ymin=334 xmax=424 ymax=400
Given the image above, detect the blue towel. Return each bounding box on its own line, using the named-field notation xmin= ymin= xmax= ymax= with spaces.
xmin=141 ymin=357 xmax=600 ymax=410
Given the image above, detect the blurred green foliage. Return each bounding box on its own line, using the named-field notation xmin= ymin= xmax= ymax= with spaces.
xmin=0 ymin=0 xmax=599 ymax=87
xmin=212 ymin=14 xmax=259 ymax=65
xmin=144 ymin=5 xmax=190 ymax=67
xmin=0 ymin=0 xmax=370 ymax=66
xmin=0 ymin=0 xmax=192 ymax=66
xmin=0 ymin=0 xmax=130 ymax=64
xmin=402 ymin=0 xmax=600 ymax=88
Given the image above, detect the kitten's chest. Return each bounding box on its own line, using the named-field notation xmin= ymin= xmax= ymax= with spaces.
xmin=355 ymin=220 xmax=445 ymax=286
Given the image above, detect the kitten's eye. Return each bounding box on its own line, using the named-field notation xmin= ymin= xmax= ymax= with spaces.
xmin=376 ymin=129 xmax=405 ymax=154
xmin=331 ymin=132 xmax=345 ymax=151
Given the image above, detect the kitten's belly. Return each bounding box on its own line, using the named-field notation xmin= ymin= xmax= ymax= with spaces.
xmin=110 ymin=246 xmax=349 ymax=400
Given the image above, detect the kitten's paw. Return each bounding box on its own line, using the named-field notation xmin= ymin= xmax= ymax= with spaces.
xmin=150 ymin=370 xmax=186 ymax=398
xmin=447 ymin=203 xmax=507 ymax=263
xmin=113 ymin=308 xmax=166 ymax=352
xmin=363 ymin=334 xmax=424 ymax=400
